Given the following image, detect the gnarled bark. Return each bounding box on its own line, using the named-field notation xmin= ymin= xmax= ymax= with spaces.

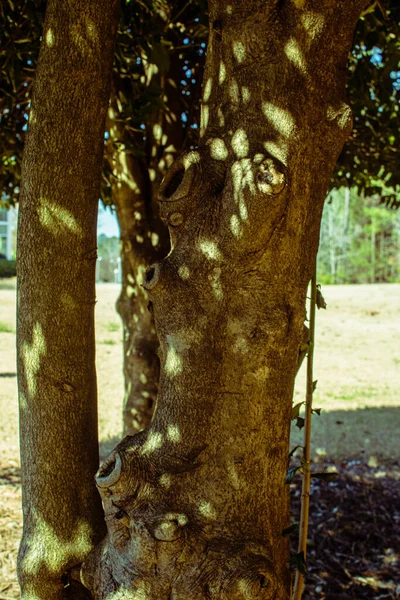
xmin=84 ymin=1 xmax=368 ymax=598
xmin=16 ymin=1 xmax=119 ymax=598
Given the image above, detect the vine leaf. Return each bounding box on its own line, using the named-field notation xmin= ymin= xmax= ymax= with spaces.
xmin=292 ymin=401 xmax=304 ymax=420
xmin=316 ymin=285 xmax=327 ymax=309
xmin=288 ymin=445 xmax=303 ymax=458
xmin=312 ymin=407 xmax=322 ymax=416
xmin=295 ymin=416 xmax=305 ymax=430
xmin=286 ymin=465 xmax=303 ymax=484
xmin=291 ymin=551 xmax=308 ymax=575
xmin=282 ymin=523 xmax=299 ymax=537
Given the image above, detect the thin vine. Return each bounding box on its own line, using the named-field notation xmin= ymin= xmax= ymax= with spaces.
xmin=292 ymin=273 xmax=318 ymax=600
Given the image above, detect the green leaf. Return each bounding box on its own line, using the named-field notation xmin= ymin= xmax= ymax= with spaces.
xmin=312 ymin=407 xmax=322 ymax=416
xmin=316 ymin=285 xmax=327 ymax=309
xmin=291 ymin=551 xmax=307 ymax=575
xmin=285 ymin=466 xmax=302 ymax=484
xmin=282 ymin=523 xmax=299 ymax=537
xmin=288 ymin=445 xmax=302 ymax=458
xmin=311 ymin=472 xmax=338 ymax=482
xmin=295 ymin=416 xmax=305 ymax=430
xmin=292 ymin=402 xmax=304 ymax=420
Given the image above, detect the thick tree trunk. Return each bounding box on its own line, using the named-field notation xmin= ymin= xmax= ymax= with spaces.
xmin=83 ymin=1 xmax=367 ymax=598
xmin=17 ymin=2 xmax=119 ymax=598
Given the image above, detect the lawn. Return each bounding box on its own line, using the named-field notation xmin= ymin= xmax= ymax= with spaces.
xmin=0 ymin=281 xmax=399 ymax=597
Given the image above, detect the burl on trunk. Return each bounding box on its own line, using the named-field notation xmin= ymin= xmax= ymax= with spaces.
xmin=83 ymin=1 xmax=366 ymax=598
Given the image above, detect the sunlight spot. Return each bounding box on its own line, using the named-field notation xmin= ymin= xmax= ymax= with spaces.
xmin=166 ymin=512 xmax=188 ymax=526
xmin=153 ymin=124 xmax=162 ymax=141
xmin=38 ymin=203 xmax=83 ymax=237
xmin=227 ymin=463 xmax=240 ymax=490
xmin=241 ymin=87 xmax=250 ymax=103
xmin=159 ymin=473 xmax=171 ymax=488
xmin=231 ymin=129 xmax=249 ymax=158
xmin=264 ymin=140 xmax=288 ymax=164
xmin=161 ymin=134 xmax=168 ymax=146
xmin=20 ymin=516 xmax=92 ymax=576
xmin=165 ymin=347 xmax=183 ymax=376
xmin=199 ymin=501 xmax=217 ymax=519
xmin=219 ymin=62 xmax=226 ymax=85
xmin=229 ymin=79 xmax=239 ymax=104
xmin=136 ymin=235 xmax=144 ymax=243
xmin=199 ymin=240 xmax=221 ymax=260
xmin=151 ymin=232 xmax=159 ymax=247
xmin=291 ymin=0 xmax=306 ymax=7
xmin=208 ymin=267 xmax=223 ymax=299
xmin=167 ymin=424 xmax=181 ymax=442
xmin=301 ymin=12 xmax=325 ymax=41
xmin=46 ymin=28 xmax=54 ymax=47
xmin=140 ymin=373 xmax=147 ymax=384
xmin=262 ymin=102 xmax=295 ymax=138
xmin=22 ymin=323 xmax=46 ymax=398
xmin=141 ymin=431 xmax=163 ymax=455
xmin=200 ymin=105 xmax=209 ymax=135
xmin=29 ymin=108 xmax=36 ymax=126
xmin=285 ymin=38 xmax=307 ymax=73
xmin=209 ymin=138 xmax=228 ymax=161
xmin=232 ymin=41 xmax=246 ymax=63
xmin=136 ymin=264 xmax=146 ymax=286
xmin=327 ymin=103 xmax=352 ymax=130
xmin=239 ymin=199 xmax=248 ymax=220
xmin=133 ymin=314 xmax=139 ymax=323
xmin=230 ymin=214 xmax=242 ymax=238
xmin=226 ymin=5 xmax=233 ymax=14
xmin=126 ymin=284 xmax=137 ymax=298
xmin=183 ymin=151 xmax=201 ymax=169
xmin=134 ymin=211 xmax=142 ymax=221
xmin=204 ymin=77 xmax=213 ymax=102
xmin=217 ymin=107 xmax=225 ymax=127
xmin=178 ymin=265 xmax=190 ymax=280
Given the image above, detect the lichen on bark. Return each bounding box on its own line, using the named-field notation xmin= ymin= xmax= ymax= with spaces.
xmin=84 ymin=1 xmax=368 ymax=598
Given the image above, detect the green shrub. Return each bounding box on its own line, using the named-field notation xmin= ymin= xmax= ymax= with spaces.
xmin=0 ymin=260 xmax=17 ymax=279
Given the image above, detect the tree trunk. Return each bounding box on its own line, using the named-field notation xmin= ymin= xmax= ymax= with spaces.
xmin=108 ymin=49 xmax=194 ymax=435
xmin=17 ymin=1 xmax=119 ymax=598
xmin=83 ymin=2 xmax=367 ymax=598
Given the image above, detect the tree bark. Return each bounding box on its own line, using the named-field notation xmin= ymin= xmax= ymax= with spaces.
xmin=17 ymin=1 xmax=119 ymax=598
xmin=108 ymin=49 xmax=195 ymax=435
xmin=83 ymin=1 xmax=368 ymax=598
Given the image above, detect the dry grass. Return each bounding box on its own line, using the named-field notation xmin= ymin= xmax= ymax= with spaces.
xmin=0 ymin=281 xmax=399 ymax=596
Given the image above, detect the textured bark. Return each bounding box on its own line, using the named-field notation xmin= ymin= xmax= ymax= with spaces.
xmin=109 ymin=53 xmax=192 ymax=435
xmin=110 ymin=129 xmax=168 ymax=434
xmin=16 ymin=2 xmax=119 ymax=598
xmin=84 ymin=1 xmax=368 ymax=598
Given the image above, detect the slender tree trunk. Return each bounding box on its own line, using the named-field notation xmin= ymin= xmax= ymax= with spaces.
xmin=107 ymin=118 xmax=169 ymax=433
xmin=108 ymin=50 xmax=192 ymax=435
xmin=83 ymin=2 xmax=368 ymax=598
xmin=17 ymin=2 xmax=119 ymax=598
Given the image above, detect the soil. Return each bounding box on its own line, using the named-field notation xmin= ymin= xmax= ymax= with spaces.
xmin=0 ymin=281 xmax=399 ymax=598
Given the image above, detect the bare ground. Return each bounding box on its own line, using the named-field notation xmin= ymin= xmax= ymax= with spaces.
xmin=0 ymin=282 xmax=399 ymax=597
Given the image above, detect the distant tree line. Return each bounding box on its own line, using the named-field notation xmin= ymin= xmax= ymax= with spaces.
xmin=318 ymin=188 xmax=400 ymax=284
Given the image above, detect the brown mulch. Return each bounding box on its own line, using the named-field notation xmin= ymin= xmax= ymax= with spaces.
xmin=1 ymin=460 xmax=399 ymax=598
xmin=290 ymin=460 xmax=400 ymax=599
